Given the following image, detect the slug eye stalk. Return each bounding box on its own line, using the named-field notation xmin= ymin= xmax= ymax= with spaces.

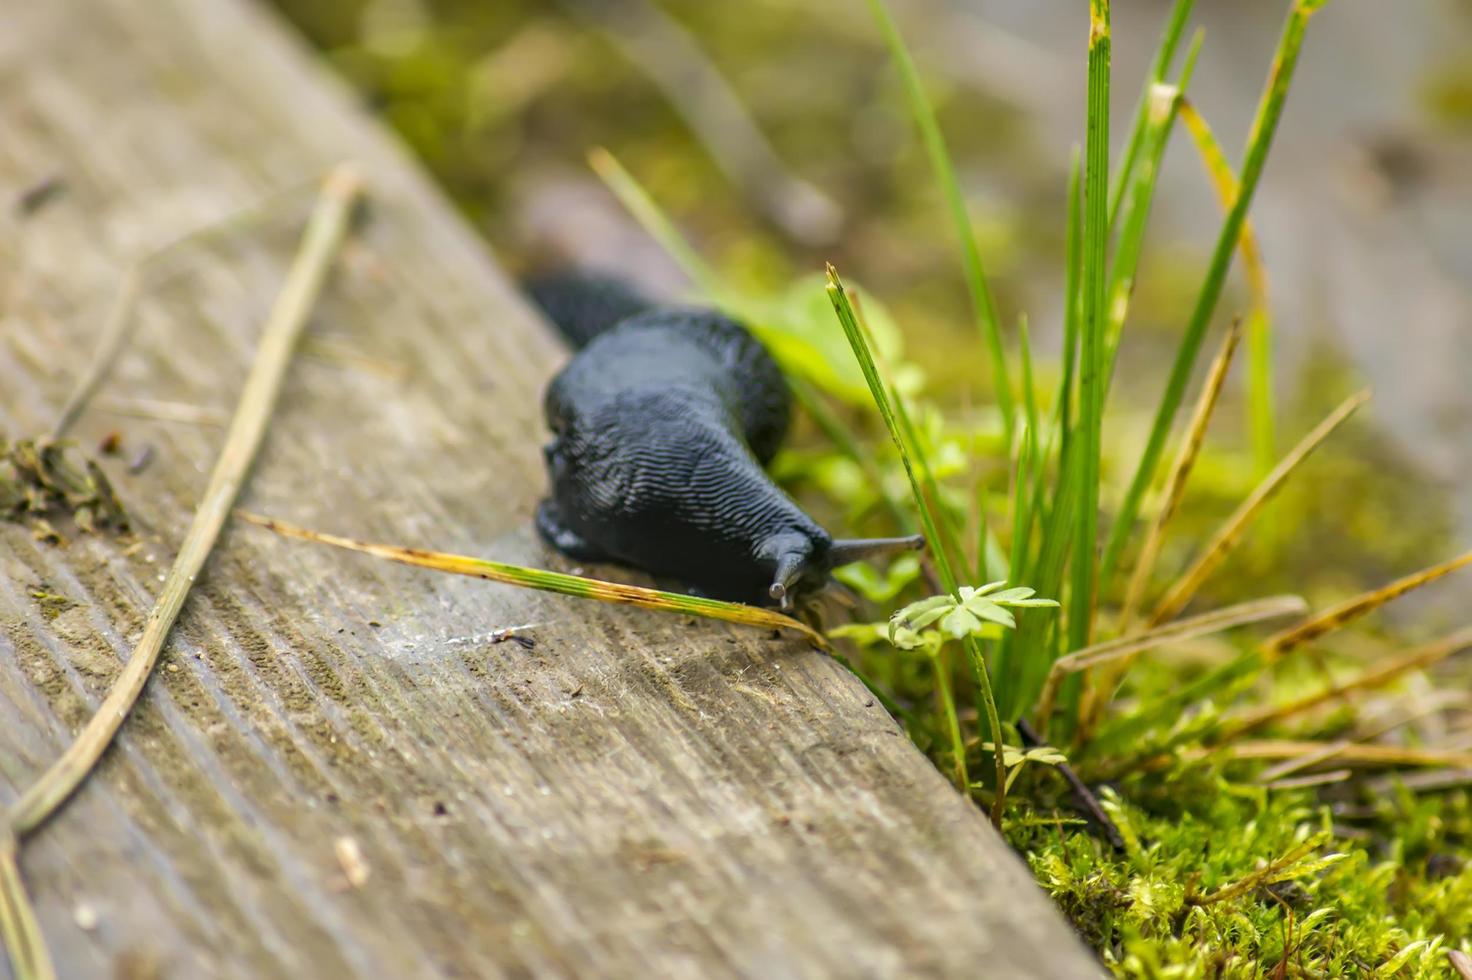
xmin=769 ymin=551 xmax=809 ymax=608
xmin=828 ymin=535 xmax=926 ymax=567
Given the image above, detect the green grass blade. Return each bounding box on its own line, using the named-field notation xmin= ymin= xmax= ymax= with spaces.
xmin=991 ymin=422 xmax=1036 ymax=714
xmin=1013 ymin=315 xmax=1046 ymax=583
xmin=1099 ymin=0 xmax=1330 ymax=587
xmin=239 ymin=512 xmax=828 ymax=648
xmin=1103 ymin=32 xmax=1203 ymax=392
xmin=969 ymin=463 xmax=1012 ymax=586
xmin=933 ymin=648 xmax=969 ymax=791
xmin=975 ymin=481 xmax=992 ymax=584
xmin=1069 ymin=0 xmax=1112 ymax=656
xmin=1002 ymin=153 xmax=1082 ymax=719
xmin=864 ymin=0 xmax=1015 ymax=444
xmin=1008 ymin=424 xmax=1039 ymax=602
xmin=1053 ymin=146 xmax=1083 ymax=467
xmin=1009 ymin=436 xmax=1082 ymax=722
xmin=1115 ymin=318 xmax=1243 ymax=634
xmin=1107 ymin=0 xmax=1195 ymax=230
xmin=1248 ymin=308 xmax=1275 ymax=477
xmin=1017 ymin=314 xmax=1040 ymax=448
xmin=826 ymin=268 xmax=957 ymax=584
xmin=1176 ymin=99 xmax=1277 ymax=478
xmin=827 ymin=265 xmax=1009 ymax=826
xmin=588 ymin=147 xmax=721 ymax=293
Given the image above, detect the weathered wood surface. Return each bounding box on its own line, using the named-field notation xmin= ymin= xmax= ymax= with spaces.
xmin=0 ymin=0 xmax=1098 ymax=976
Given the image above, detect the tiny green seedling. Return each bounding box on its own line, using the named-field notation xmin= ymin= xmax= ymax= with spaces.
xmin=889 ymin=583 xmax=1059 ymax=650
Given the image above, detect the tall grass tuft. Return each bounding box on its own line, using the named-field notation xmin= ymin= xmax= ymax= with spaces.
xmin=1100 ymin=0 xmax=1333 ymax=587
xmin=841 ymin=0 xmax=1358 ymax=752
xmin=1069 ymin=0 xmax=1112 ymax=665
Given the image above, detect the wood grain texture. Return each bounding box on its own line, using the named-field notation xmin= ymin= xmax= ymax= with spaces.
xmin=0 ymin=0 xmax=1098 ymax=977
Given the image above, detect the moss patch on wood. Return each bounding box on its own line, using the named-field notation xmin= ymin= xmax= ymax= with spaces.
xmin=0 ymin=437 xmax=128 ymax=539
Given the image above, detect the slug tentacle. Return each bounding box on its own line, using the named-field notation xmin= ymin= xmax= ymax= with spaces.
xmin=763 ymin=532 xmax=821 ymax=609
xmin=528 ymin=273 xmax=921 ymax=607
xmin=828 ymin=535 xmax=926 ymax=566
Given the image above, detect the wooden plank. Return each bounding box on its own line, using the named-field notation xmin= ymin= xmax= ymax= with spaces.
xmin=0 ymin=0 xmax=1098 ymax=976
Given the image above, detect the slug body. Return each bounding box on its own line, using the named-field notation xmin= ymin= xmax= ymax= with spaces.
xmin=529 ymin=273 xmax=919 ymax=607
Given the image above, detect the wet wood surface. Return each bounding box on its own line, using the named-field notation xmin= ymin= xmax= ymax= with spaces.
xmin=0 ymin=0 xmax=1097 ymax=976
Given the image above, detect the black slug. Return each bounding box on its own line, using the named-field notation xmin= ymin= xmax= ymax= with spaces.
xmin=527 ymin=272 xmax=921 ymax=607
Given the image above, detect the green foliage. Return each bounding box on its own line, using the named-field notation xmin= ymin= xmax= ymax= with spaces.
xmin=833 ymin=552 xmax=921 ymax=603
xmin=738 ymin=272 xmax=920 ymax=405
xmin=1010 ymin=774 xmax=1472 ymax=978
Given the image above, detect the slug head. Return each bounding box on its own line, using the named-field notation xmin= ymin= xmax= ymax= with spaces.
xmin=763 ymin=531 xmax=925 ymax=609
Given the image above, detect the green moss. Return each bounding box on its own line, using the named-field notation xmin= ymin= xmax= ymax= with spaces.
xmin=1009 ymin=770 xmax=1472 ymax=978
xmin=0 ymin=436 xmax=129 ymax=536
xmin=29 ymin=588 xmax=77 ymax=621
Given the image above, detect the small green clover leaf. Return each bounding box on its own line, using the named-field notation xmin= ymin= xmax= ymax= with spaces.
xmin=976 ymin=743 xmax=1069 ymax=792
xmin=888 ymin=621 xmax=929 ymax=650
xmin=977 ymin=744 xmax=1067 ymax=768
xmin=939 ymin=605 xmax=984 ymax=638
xmin=888 ymin=581 xmax=1059 ymax=650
